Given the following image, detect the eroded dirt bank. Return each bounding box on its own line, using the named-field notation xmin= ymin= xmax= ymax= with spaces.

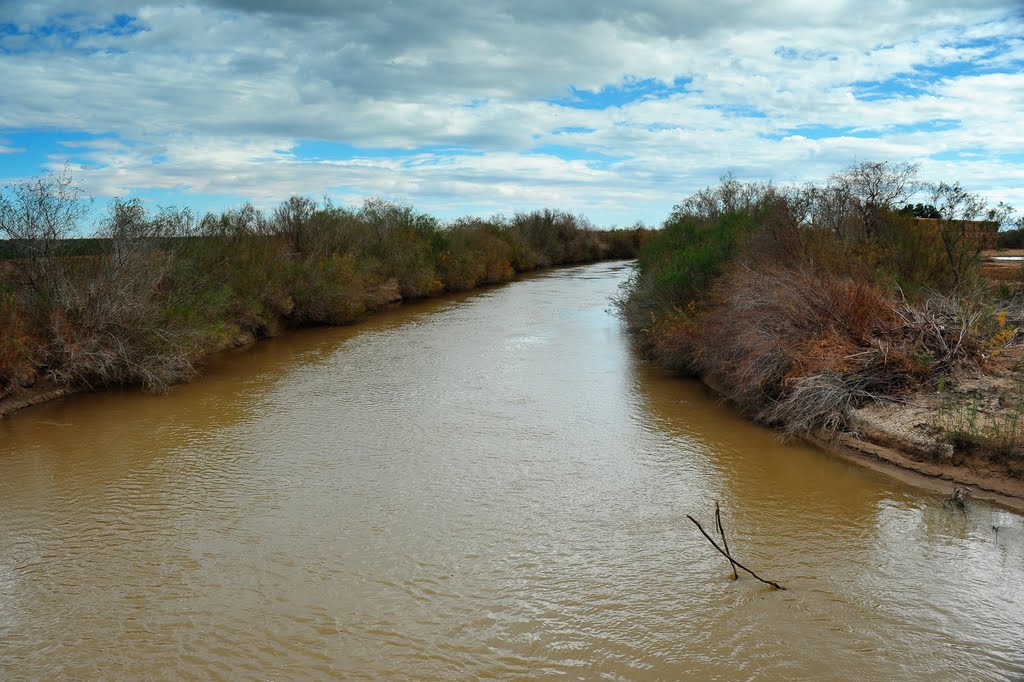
xmin=811 ymin=431 xmax=1024 ymax=514
xmin=701 ymin=367 xmax=1024 ymax=512
xmin=828 ymin=395 xmax=1024 ymax=513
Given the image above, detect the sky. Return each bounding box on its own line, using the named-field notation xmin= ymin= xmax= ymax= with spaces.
xmin=0 ymin=0 xmax=1022 ymax=228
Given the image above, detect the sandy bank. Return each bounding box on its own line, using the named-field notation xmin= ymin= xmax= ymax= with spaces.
xmin=701 ymin=370 xmax=1024 ymax=512
xmin=810 ymin=430 xmax=1024 ymax=514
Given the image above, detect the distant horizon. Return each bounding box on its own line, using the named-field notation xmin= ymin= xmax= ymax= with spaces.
xmin=2 ymin=1 xmax=1022 ymax=227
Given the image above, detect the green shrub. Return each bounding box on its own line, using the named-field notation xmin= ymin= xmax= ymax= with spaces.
xmin=642 ymin=211 xmax=753 ymax=302
xmin=289 ymin=253 xmax=369 ymax=325
xmin=618 ymin=208 xmax=753 ymax=338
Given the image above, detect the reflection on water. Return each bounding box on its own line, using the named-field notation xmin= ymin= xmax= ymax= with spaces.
xmin=1 ymin=261 xmax=1022 ymax=680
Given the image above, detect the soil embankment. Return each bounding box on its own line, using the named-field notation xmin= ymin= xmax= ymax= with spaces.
xmin=700 ymin=370 xmax=1024 ymax=511
xmin=820 ymin=416 xmax=1024 ymax=513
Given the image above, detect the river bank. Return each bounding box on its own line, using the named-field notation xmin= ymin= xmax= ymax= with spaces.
xmin=618 ymin=163 xmax=1024 ymax=510
xmin=819 ymin=332 xmax=1024 ymax=510
xmin=0 ymin=256 xmax=639 ymax=419
xmin=3 ymin=175 xmax=648 ymax=411
xmin=698 ymin=366 xmax=1024 ymax=512
xmin=814 ymin=429 xmax=1024 ymax=513
xmin=834 ymin=371 xmax=1024 ymax=512
xmin=0 ymin=378 xmax=78 ymax=418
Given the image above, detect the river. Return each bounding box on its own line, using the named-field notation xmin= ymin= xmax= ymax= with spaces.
xmin=1 ymin=261 xmax=1022 ymax=680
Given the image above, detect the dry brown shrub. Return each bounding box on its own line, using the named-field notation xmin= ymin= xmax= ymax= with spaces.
xmin=0 ymin=294 xmax=40 ymax=386
xmin=690 ymin=262 xmax=995 ymax=435
xmin=649 ymin=312 xmax=701 ymax=374
xmin=693 ymin=265 xmax=928 ymax=434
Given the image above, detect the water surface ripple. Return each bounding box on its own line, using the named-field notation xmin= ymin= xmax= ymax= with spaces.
xmin=2 ymin=261 xmax=1023 ymax=680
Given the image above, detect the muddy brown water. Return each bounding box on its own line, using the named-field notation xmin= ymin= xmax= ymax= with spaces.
xmin=2 ymin=261 xmax=1023 ymax=680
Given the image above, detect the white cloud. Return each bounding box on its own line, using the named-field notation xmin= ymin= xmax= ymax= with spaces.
xmin=0 ymin=138 xmax=26 ymax=155
xmin=0 ymin=0 xmax=1021 ymax=224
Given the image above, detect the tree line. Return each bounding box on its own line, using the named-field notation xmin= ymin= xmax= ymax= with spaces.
xmin=1 ymin=170 xmax=646 ymax=396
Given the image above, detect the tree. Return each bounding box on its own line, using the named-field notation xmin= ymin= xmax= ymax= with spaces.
xmin=996 ymin=216 xmax=1024 ymax=249
xmin=272 ymin=195 xmax=317 ymax=255
xmin=900 ymin=203 xmax=942 ymax=219
xmin=929 ymin=182 xmax=1012 ymax=287
xmin=829 ymin=161 xmax=921 ymax=239
xmin=0 ymin=167 xmax=91 ymax=304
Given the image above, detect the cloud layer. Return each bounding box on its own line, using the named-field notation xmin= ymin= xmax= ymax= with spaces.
xmin=1 ymin=0 xmax=1021 ymax=224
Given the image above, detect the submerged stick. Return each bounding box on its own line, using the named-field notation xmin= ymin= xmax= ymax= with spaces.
xmin=714 ymin=500 xmax=739 ymax=580
xmin=686 ymin=514 xmax=785 ymax=590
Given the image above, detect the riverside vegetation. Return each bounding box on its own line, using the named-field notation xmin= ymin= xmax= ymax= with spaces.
xmin=0 ymin=170 xmax=645 ymax=407
xmin=618 ymin=161 xmax=1024 ymax=480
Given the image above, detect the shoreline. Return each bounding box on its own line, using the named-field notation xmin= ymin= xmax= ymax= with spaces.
xmin=0 ymin=379 xmax=79 ymax=418
xmin=698 ymin=372 xmax=1024 ymax=512
xmin=0 ymin=259 xmax=631 ymax=419
xmin=807 ymin=431 xmax=1024 ymax=514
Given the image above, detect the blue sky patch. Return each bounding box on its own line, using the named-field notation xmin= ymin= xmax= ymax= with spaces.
xmin=0 ymin=129 xmax=119 ymax=178
xmin=888 ymin=119 xmax=961 ymax=134
xmin=929 ymin=149 xmax=987 ymax=162
xmin=106 ymin=14 xmax=144 ymax=36
xmin=849 ymin=77 xmax=929 ymax=101
xmin=931 ymin=150 xmax=1024 ymax=166
xmin=0 ymin=12 xmax=145 ymax=55
xmin=547 ymin=77 xmax=691 ymax=110
xmin=775 ymin=46 xmax=837 ymax=61
xmin=916 ymin=59 xmax=1007 ymax=82
xmin=850 ymin=35 xmax=1020 ymax=101
xmin=704 ymin=104 xmax=767 ymax=119
xmin=550 ymin=126 xmax=596 ymax=135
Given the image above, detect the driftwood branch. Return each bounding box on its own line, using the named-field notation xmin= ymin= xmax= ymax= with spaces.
xmin=687 ymin=512 xmax=785 ymax=590
xmin=715 ymin=500 xmax=738 ymax=580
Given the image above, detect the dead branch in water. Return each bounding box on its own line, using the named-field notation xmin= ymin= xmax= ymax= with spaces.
xmin=687 ymin=507 xmax=785 ymax=590
xmin=714 ymin=501 xmax=738 ymax=580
